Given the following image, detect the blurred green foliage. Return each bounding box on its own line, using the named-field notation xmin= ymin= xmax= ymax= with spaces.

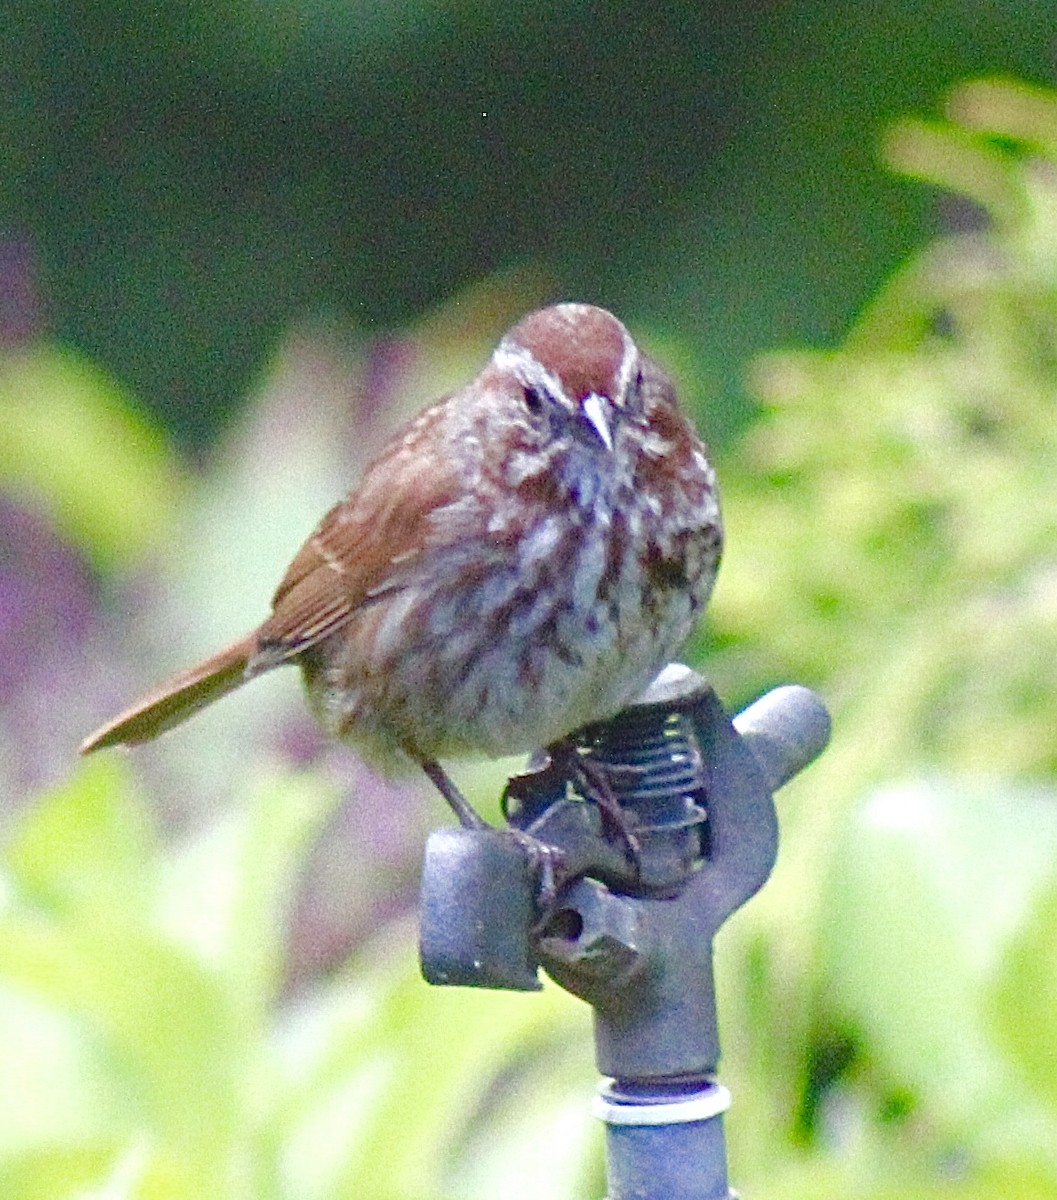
xmin=0 ymin=345 xmax=186 ymax=569
xmin=0 ymin=757 xmax=596 ymax=1199
xmin=5 ymin=74 xmax=1057 ymax=1200
xmin=4 ymin=1 xmax=1057 ymax=447
xmin=704 ymin=77 xmax=1057 ymax=1199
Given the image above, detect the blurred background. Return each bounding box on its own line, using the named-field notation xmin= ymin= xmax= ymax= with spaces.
xmin=4 ymin=3 xmax=1057 ymax=1198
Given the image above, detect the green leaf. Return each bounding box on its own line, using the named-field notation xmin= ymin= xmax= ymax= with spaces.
xmin=0 ymin=980 xmax=129 ymax=1160
xmin=0 ymin=343 xmax=186 ymax=567
xmin=159 ymin=767 xmax=344 ymax=1021
xmin=269 ymin=927 xmax=591 ymax=1200
xmin=0 ymin=1140 xmax=197 ymax=1200
xmin=821 ymin=776 xmax=1057 ymax=1167
xmin=753 ymin=1146 xmax=1057 ymax=1200
xmin=4 ymin=756 xmax=156 ymax=917
xmin=991 ymin=871 xmax=1057 ymax=1111
xmin=0 ymin=912 xmax=241 ymax=1181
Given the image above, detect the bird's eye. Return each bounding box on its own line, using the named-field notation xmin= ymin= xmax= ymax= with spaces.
xmin=523 ymin=386 xmax=546 ymax=415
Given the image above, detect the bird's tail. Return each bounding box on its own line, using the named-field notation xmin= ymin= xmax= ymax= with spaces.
xmin=80 ymin=634 xmax=258 ymax=754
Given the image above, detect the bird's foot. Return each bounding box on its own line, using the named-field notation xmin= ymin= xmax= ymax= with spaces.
xmin=545 ymin=739 xmax=642 ymax=869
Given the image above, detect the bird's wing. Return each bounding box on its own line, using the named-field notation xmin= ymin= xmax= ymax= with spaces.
xmin=251 ymin=399 xmax=465 ymax=668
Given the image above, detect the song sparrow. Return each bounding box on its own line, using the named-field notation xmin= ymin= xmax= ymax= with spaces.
xmin=82 ymin=303 xmax=723 ymax=832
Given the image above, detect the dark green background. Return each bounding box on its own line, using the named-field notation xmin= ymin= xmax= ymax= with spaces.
xmin=3 ymin=0 xmax=1054 ymax=445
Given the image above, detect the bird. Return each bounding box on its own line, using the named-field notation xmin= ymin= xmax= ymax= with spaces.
xmin=81 ymin=303 xmax=723 ymax=834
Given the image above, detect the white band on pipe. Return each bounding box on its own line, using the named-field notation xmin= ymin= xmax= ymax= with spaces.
xmin=593 ymin=1083 xmax=731 ymax=1126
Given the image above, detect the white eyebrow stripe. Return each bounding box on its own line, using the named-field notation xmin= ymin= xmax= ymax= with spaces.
xmin=613 ymin=325 xmax=638 ymax=407
xmin=492 ymin=344 xmax=571 ymax=404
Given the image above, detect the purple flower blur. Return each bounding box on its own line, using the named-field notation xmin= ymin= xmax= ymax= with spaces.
xmin=0 ymin=237 xmax=40 ymax=349
xmin=0 ymin=495 xmax=104 ymax=801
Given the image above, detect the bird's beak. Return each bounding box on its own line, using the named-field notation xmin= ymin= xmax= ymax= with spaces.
xmin=581 ymin=393 xmax=614 ymax=451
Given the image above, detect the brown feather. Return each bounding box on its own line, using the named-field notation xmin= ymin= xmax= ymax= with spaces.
xmin=79 ymin=635 xmax=255 ymax=753
xmin=252 ymin=399 xmax=462 ymax=664
xmin=81 ymin=404 xmax=469 ymax=753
